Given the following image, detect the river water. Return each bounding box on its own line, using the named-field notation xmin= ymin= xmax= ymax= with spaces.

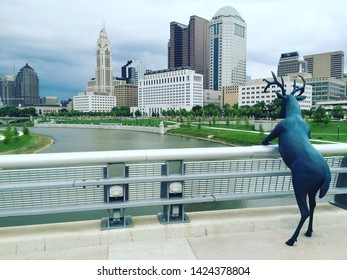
xmin=2 ymin=127 xmax=300 ymax=227
xmin=29 ymin=127 xmax=225 ymax=153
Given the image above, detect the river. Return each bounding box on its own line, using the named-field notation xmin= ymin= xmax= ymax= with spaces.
xmin=30 ymin=127 xmax=225 ymax=153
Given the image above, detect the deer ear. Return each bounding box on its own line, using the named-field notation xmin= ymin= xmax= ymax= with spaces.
xmin=296 ymin=95 xmax=306 ymax=101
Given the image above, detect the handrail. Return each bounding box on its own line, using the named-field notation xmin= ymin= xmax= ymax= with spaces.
xmin=2 ymin=143 xmax=347 ymax=169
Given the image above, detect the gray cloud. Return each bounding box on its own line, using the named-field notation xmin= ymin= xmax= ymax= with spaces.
xmin=1 ymin=0 xmax=346 ymax=100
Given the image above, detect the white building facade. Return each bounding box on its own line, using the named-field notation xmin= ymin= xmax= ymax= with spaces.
xmin=239 ymin=76 xmax=312 ymax=111
xmin=209 ymin=6 xmax=247 ymax=91
xmin=135 ymin=68 xmax=203 ymax=116
xmin=73 ymin=92 xmax=116 ymax=112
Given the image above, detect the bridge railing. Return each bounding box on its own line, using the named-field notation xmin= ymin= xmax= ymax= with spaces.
xmin=1 ymin=144 xmax=347 ymax=229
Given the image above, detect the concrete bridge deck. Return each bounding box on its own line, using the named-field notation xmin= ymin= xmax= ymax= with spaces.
xmin=1 ymin=203 xmax=347 ymax=260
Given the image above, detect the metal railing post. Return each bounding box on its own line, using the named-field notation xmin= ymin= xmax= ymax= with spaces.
xmin=157 ymin=160 xmax=189 ymax=224
xmin=101 ymin=163 xmax=132 ymax=229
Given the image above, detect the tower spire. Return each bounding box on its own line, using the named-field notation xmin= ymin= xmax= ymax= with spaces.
xmin=95 ymin=26 xmax=113 ymax=95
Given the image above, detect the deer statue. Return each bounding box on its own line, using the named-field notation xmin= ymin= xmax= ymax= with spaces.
xmin=262 ymin=71 xmax=331 ymax=246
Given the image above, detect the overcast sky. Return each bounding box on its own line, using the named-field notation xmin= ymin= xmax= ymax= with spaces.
xmin=1 ymin=0 xmax=346 ymax=101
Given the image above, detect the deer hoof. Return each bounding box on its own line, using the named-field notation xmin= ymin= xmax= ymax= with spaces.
xmin=285 ymin=238 xmax=297 ymax=246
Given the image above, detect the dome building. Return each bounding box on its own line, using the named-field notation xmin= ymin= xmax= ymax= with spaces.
xmin=209 ymin=6 xmax=247 ymax=91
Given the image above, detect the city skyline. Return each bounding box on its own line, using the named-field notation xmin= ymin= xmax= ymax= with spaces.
xmin=1 ymin=0 xmax=347 ymax=100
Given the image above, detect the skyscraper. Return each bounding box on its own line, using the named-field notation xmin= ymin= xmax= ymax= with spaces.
xmin=15 ymin=63 xmax=39 ymax=106
xmin=209 ymin=6 xmax=247 ymax=91
xmin=94 ymin=27 xmax=114 ymax=95
xmin=169 ymin=21 xmax=188 ymax=69
xmin=168 ymin=16 xmax=209 ymax=89
xmin=303 ymin=51 xmax=345 ymax=102
xmin=121 ymin=60 xmax=145 ymax=85
xmin=277 ymin=51 xmax=308 ymax=77
xmin=304 ymin=51 xmax=344 ymax=80
xmin=0 ymin=73 xmax=16 ymax=106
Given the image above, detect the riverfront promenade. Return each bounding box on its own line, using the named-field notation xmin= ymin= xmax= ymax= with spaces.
xmin=1 ymin=203 xmax=347 ymax=260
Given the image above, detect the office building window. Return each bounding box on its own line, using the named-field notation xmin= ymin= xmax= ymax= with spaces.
xmin=234 ymin=24 xmax=245 ymax=38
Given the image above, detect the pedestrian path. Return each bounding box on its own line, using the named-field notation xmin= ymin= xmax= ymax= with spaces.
xmin=1 ymin=203 xmax=346 ymax=260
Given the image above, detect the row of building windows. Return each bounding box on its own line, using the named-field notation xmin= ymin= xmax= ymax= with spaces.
xmin=141 ymin=76 xmax=191 ymax=86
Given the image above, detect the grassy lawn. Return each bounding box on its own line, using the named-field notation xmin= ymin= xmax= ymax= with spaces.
xmin=168 ymin=121 xmax=347 ymax=146
xmin=309 ymin=121 xmax=347 ymax=142
xmin=168 ymin=125 xmax=265 ymax=146
xmin=0 ymin=134 xmax=53 ymax=154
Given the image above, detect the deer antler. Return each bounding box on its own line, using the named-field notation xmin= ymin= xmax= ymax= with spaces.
xmin=290 ymin=75 xmax=306 ymax=96
xmin=263 ymin=71 xmax=286 ymax=96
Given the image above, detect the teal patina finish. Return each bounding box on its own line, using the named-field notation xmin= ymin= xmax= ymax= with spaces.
xmin=262 ymin=72 xmax=331 ymax=246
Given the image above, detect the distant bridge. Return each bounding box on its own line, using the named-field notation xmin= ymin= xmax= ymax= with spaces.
xmin=0 ymin=116 xmax=30 ymax=124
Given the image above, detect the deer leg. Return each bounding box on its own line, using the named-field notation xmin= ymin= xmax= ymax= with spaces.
xmin=286 ymin=191 xmax=309 ymax=246
xmin=305 ymin=191 xmax=317 ymax=237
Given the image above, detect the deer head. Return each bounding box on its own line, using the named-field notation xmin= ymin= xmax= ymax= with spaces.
xmin=263 ymin=71 xmax=306 ymax=118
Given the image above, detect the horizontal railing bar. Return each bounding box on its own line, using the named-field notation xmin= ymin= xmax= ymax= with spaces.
xmin=1 ymin=143 xmax=347 ymax=169
xmin=0 ymin=197 xmax=216 ymax=217
xmin=1 ymin=167 xmax=346 ymax=192
xmin=2 ymin=187 xmax=347 ymax=218
xmin=0 ymin=191 xmax=298 ymax=217
xmin=6 ymin=186 xmax=347 ymax=218
xmin=73 ymin=170 xmax=294 ymax=187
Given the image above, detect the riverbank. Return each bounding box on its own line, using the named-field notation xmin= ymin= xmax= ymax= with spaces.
xmin=0 ymin=134 xmax=54 ymax=154
xmin=166 ymin=131 xmax=239 ymax=147
xmin=35 ymin=122 xmax=178 ymax=134
xmin=168 ymin=125 xmax=266 ymax=146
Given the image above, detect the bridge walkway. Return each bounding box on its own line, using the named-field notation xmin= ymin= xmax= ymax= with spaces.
xmin=1 ymin=203 xmax=346 ymax=260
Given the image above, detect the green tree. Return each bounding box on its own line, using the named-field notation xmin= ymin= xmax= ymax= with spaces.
xmin=134 ymin=110 xmax=142 ymax=118
xmin=22 ymin=125 xmax=30 ymax=135
xmin=212 ymin=116 xmax=216 ymax=126
xmin=236 ymin=116 xmax=241 ymax=126
xmin=267 ymin=99 xmax=281 ymax=119
xmin=179 ymin=114 xmax=184 ymax=124
xmin=226 ymin=116 xmax=230 ymax=127
xmin=323 ymin=114 xmax=331 ymax=124
xmin=331 ymin=105 xmax=345 ymax=120
xmin=198 ymin=117 xmax=202 ymax=129
xmin=243 ymin=116 xmax=249 ymax=127
xmin=312 ymin=106 xmax=327 ymax=123
xmin=252 ymin=101 xmax=267 ymax=119
xmin=3 ymin=123 xmax=14 ymax=145
xmin=13 ymin=127 xmax=19 ymax=137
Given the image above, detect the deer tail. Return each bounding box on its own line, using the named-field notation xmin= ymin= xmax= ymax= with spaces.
xmin=319 ymin=171 xmax=331 ymax=199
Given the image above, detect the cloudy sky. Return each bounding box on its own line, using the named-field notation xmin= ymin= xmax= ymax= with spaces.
xmin=1 ymin=0 xmax=346 ymax=101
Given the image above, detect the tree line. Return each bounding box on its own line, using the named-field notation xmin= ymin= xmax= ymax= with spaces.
xmin=0 ymin=106 xmax=36 ymax=117
xmin=1 ymin=101 xmax=345 ymax=123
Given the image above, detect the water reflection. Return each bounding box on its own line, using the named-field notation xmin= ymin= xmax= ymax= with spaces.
xmin=30 ymin=127 xmax=224 ymax=153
